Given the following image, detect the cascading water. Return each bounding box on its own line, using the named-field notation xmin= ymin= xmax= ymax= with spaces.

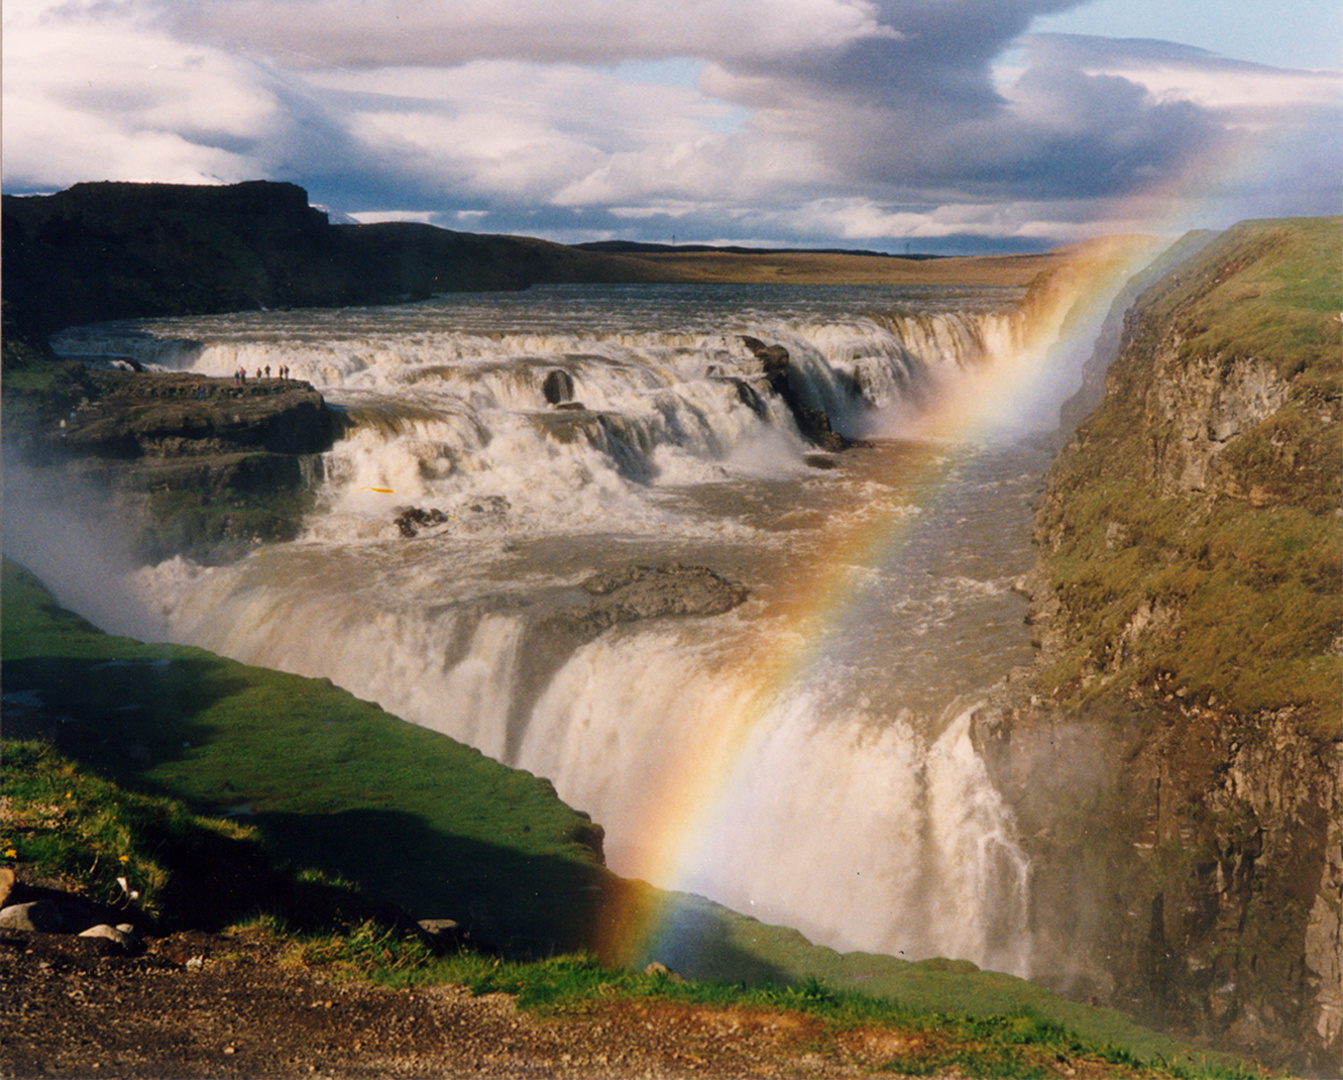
xmin=50 ymin=282 xmax=1050 ymax=976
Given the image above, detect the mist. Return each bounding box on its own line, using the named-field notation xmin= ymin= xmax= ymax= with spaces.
xmin=1 ymin=458 xmax=163 ymax=644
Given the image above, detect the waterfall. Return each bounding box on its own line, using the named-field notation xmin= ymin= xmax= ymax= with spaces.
xmin=54 ymin=283 xmax=1043 ymax=973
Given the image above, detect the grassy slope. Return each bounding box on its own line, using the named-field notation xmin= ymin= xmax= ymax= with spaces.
xmin=2 ymin=749 xmax=1260 ymax=1080
xmin=1 ymin=558 xmax=1252 ymax=1072
xmin=620 ymin=238 xmax=1132 ymax=287
xmin=1 ymin=559 xmax=610 ymax=954
xmin=1035 ymin=217 xmax=1343 ymax=731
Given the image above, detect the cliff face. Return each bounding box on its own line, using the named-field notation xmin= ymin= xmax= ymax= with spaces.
xmin=1 ymin=180 xmax=682 ymax=341
xmin=2 ymin=364 xmax=339 ymax=563
xmin=977 ymin=217 xmax=1342 ymax=1074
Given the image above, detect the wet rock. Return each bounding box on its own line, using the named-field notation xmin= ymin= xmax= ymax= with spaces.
xmin=542 ymin=369 xmax=575 ymax=405
xmin=3 ymin=366 xmax=339 ymax=563
xmin=575 ymin=564 xmax=749 ymax=628
xmin=394 ymin=506 xmax=451 ymax=538
xmin=739 ymin=336 xmax=849 ymax=451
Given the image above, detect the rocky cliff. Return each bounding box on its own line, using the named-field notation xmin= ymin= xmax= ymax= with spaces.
xmin=3 ymin=361 xmax=339 ymax=563
xmin=1 ymin=180 xmax=683 ymax=340
xmin=976 ymin=217 xmax=1342 ymax=1074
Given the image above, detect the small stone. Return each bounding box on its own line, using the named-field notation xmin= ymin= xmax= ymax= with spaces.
xmin=642 ymin=961 xmax=686 ymax=984
xmin=0 ymin=900 xmax=64 ymax=932
xmin=78 ymin=924 xmax=133 ymax=949
xmin=417 ymin=917 xmax=464 ymax=944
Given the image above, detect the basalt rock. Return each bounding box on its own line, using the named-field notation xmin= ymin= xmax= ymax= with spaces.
xmin=542 ymin=368 xmax=576 ymax=405
xmin=394 ymin=506 xmax=451 ymax=538
xmin=983 ymin=218 xmax=1342 ymax=1075
xmin=573 ymin=563 xmax=750 ymax=630
xmin=2 ymin=180 xmax=690 ymax=341
xmin=2 ymin=365 xmax=340 ymax=563
xmin=739 ymin=335 xmax=849 ymax=451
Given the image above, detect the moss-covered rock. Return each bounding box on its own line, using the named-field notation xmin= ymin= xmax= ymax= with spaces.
xmin=980 ymin=216 xmax=1342 ymax=1075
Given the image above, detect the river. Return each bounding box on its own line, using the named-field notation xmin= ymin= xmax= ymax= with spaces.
xmin=50 ymin=281 xmax=1085 ymax=977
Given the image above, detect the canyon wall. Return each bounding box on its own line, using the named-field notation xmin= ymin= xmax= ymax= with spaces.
xmin=977 ymin=217 xmax=1342 ymax=1074
xmin=1 ymin=180 xmax=680 ymax=340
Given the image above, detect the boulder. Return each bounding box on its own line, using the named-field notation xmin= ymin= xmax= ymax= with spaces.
xmin=0 ymin=900 xmax=64 ymax=933
xmin=542 ymin=369 xmax=575 ymax=405
xmin=77 ymin=924 xmax=139 ymax=951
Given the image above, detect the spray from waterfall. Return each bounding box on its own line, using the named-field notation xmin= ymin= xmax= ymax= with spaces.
xmin=44 ymin=260 xmax=1158 ymax=977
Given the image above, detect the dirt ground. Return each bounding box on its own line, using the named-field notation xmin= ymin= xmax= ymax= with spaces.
xmin=0 ymin=927 xmax=919 ymax=1079
xmin=0 ymin=925 xmax=1198 ymax=1080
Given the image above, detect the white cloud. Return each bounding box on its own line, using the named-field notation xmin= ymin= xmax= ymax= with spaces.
xmin=3 ymin=0 xmax=1338 ymax=251
xmin=1022 ymin=34 xmax=1343 ymax=113
xmin=1 ymin=2 xmax=277 ymax=186
xmin=164 ymin=0 xmax=898 ymax=68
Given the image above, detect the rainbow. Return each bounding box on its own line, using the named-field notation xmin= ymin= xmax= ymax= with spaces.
xmin=594 ymin=237 xmax=1163 ymax=966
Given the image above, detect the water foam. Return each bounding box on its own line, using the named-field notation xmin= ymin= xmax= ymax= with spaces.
xmin=62 ymin=282 xmax=1101 ymax=976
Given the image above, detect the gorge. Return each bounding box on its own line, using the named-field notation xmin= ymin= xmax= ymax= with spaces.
xmin=3 ymin=183 xmax=1339 ymax=1076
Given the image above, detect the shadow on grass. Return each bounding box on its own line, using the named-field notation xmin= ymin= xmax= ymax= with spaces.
xmin=3 ymin=654 xmax=246 ymax=774
xmin=248 ymin=806 xmax=792 ymax=987
xmin=4 ymin=664 xmax=790 ymax=985
xmin=2 ymin=558 xmax=790 ymax=983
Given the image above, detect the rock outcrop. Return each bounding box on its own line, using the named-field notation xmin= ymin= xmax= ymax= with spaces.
xmin=978 ymin=217 xmax=1342 ymax=1074
xmin=2 ymin=365 xmax=339 ymax=562
xmin=739 ymin=335 xmax=850 ymax=451
xmin=2 ymin=180 xmax=687 ymax=341
xmin=563 ymin=563 xmax=750 ymax=636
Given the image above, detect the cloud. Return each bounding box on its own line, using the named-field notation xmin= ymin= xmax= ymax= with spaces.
xmin=3 ymin=0 xmax=1338 ymax=252
xmin=1 ymin=3 xmax=265 ymax=186
xmin=163 ymin=0 xmax=900 ymax=68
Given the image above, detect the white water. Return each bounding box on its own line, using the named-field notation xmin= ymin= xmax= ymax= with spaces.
xmin=49 ymin=282 xmax=1049 ymax=975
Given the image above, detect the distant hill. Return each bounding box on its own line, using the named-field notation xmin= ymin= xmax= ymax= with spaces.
xmin=574 ymin=239 xmax=944 ymax=260
xmin=3 ymin=180 xmax=1086 ymax=351
xmin=0 ymin=181 xmax=686 ymax=343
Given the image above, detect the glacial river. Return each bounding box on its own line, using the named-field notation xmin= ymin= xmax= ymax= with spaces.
xmin=48 ymin=282 xmax=1086 ymax=976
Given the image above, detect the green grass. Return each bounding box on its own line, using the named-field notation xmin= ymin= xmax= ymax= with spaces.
xmin=290 ymin=941 xmax=1264 ymax=1078
xmin=1158 ymin=217 xmax=1342 ymax=379
xmin=0 ymin=739 xmax=382 ymax=932
xmin=1 ymin=738 xmax=255 ymax=921
xmin=1 ymin=558 xmax=1267 ymax=1075
xmin=1035 ymin=218 xmax=1343 ymax=733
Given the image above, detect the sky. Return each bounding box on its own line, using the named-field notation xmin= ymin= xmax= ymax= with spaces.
xmin=3 ymin=0 xmax=1340 ymax=254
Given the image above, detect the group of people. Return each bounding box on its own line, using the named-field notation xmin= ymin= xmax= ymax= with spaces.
xmin=232 ymin=364 xmax=294 ymax=383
